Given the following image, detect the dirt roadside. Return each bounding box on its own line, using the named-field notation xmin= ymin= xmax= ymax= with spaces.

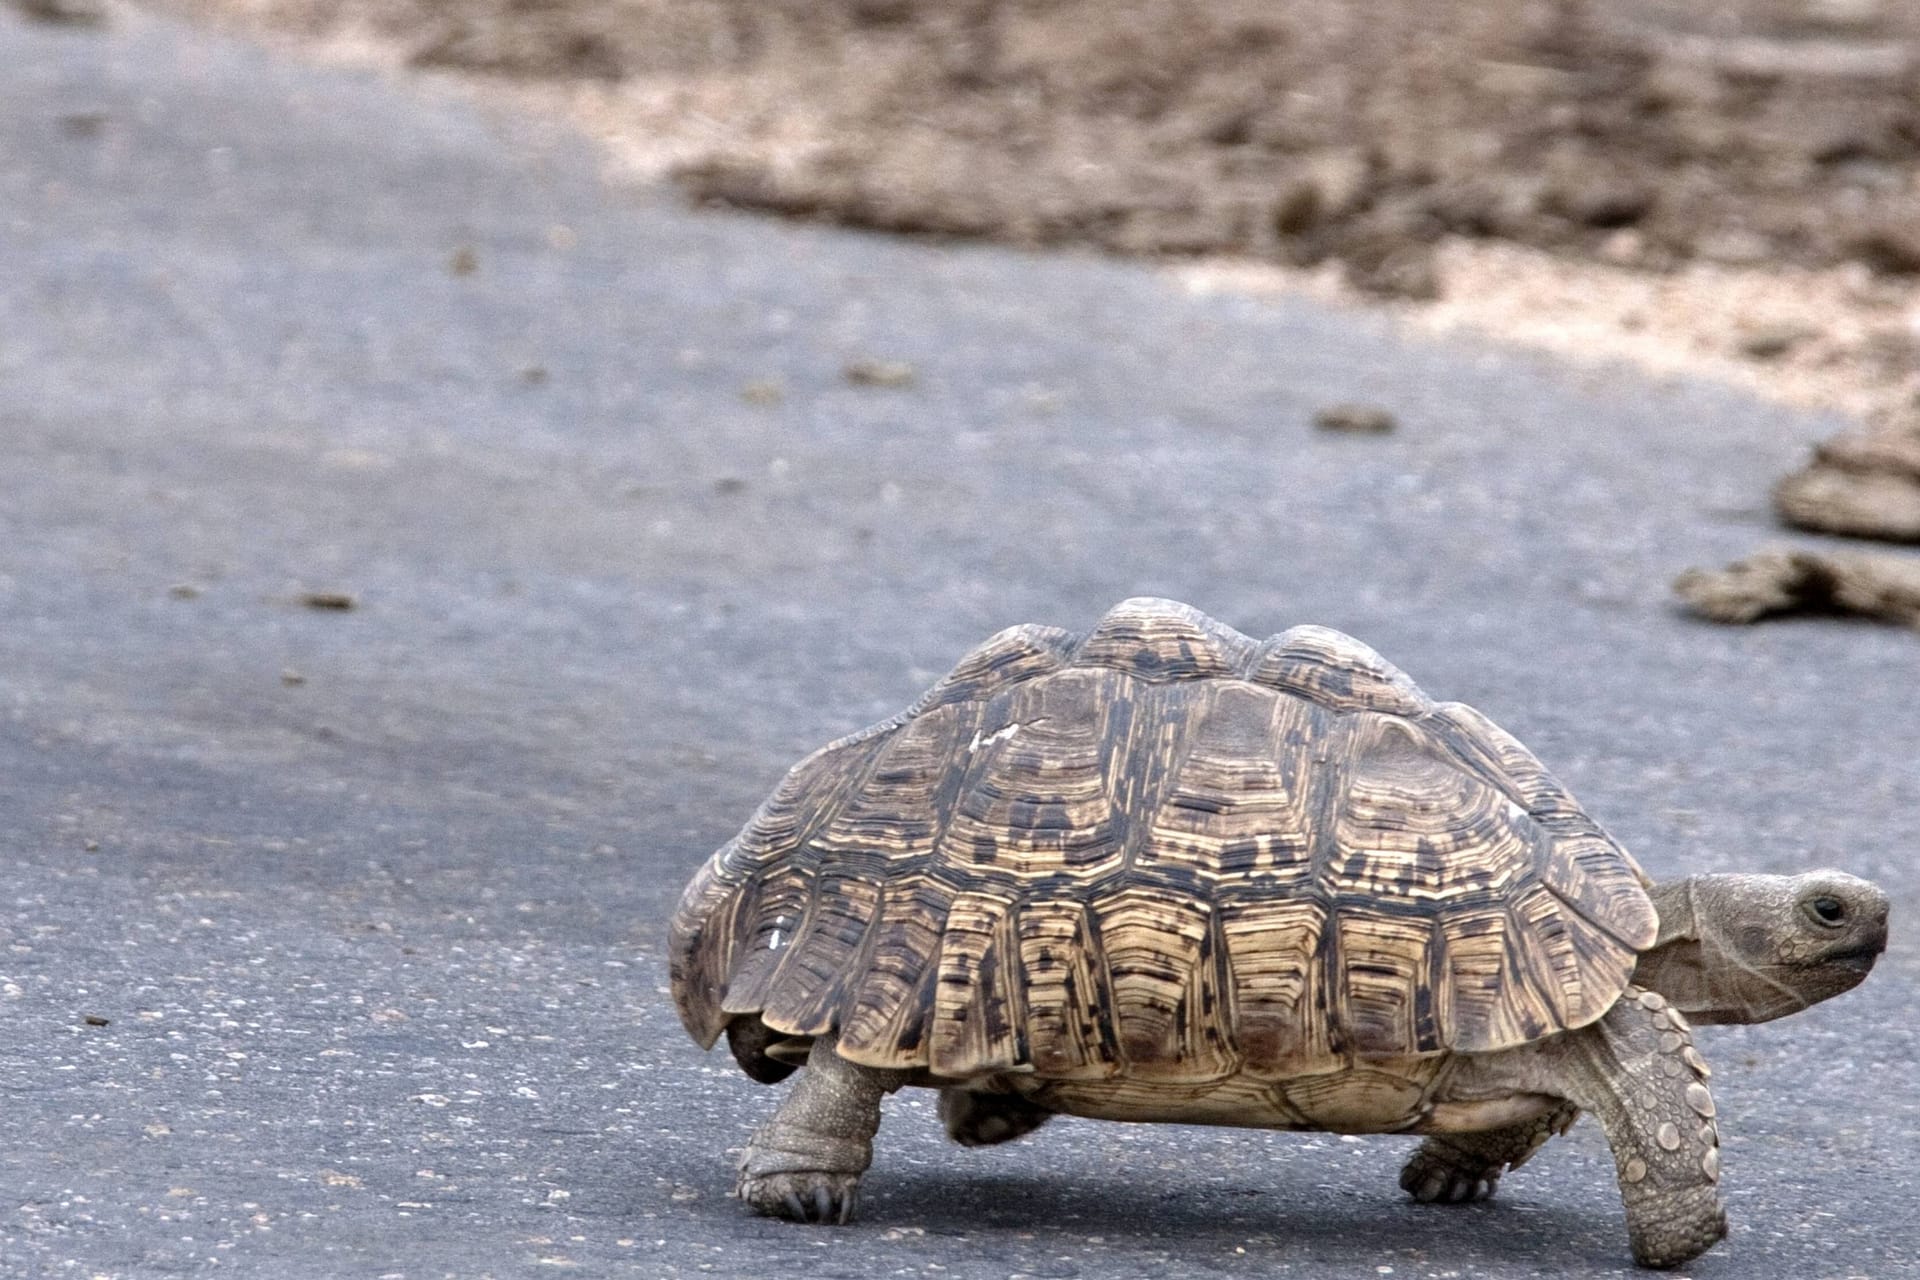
xmin=113 ymin=0 xmax=1920 ymax=574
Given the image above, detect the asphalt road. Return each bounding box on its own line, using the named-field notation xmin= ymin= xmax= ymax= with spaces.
xmin=1 ymin=8 xmax=1915 ymax=1279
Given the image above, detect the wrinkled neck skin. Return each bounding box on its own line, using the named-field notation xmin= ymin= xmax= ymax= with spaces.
xmin=1633 ymin=872 xmax=1887 ymax=1025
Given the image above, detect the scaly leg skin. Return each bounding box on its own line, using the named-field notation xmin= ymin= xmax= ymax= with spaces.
xmin=1558 ymin=987 xmax=1726 ymax=1269
xmin=734 ymin=1035 xmax=910 ymax=1225
xmin=1400 ymin=1102 xmax=1580 ymax=1203
xmin=938 ymin=1087 xmax=1057 ymax=1147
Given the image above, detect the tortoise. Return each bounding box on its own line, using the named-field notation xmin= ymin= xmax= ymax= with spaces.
xmin=669 ymin=598 xmax=1888 ymax=1268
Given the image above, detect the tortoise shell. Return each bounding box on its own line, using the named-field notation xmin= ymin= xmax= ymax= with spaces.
xmin=670 ymin=599 xmax=1657 ymax=1085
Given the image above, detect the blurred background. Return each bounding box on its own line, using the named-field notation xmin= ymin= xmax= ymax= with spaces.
xmin=110 ymin=0 xmax=1920 ymax=592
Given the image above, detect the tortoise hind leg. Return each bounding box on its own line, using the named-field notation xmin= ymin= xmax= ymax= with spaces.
xmin=735 ymin=1035 xmax=910 ymax=1224
xmin=939 ymin=1087 xmax=1057 ymax=1147
xmin=1400 ymin=1102 xmax=1580 ymax=1203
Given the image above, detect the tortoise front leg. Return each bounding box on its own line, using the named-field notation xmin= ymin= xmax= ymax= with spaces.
xmin=735 ymin=1035 xmax=910 ymax=1224
xmin=1400 ymin=1101 xmax=1580 ymax=1203
xmin=1555 ymin=987 xmax=1726 ymax=1269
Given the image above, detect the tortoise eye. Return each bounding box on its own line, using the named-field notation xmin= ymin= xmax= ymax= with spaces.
xmin=1806 ymin=896 xmax=1847 ymax=927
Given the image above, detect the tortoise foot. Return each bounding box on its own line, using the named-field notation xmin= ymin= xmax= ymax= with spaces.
xmin=1399 ymin=1148 xmax=1499 ymax=1204
xmin=939 ymin=1088 xmax=1056 ymax=1147
xmin=734 ymin=1169 xmax=862 ymax=1224
xmin=1627 ymin=1183 xmax=1727 ymax=1269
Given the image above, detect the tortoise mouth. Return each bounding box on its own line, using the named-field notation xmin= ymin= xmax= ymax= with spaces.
xmin=1827 ymin=944 xmax=1883 ymax=974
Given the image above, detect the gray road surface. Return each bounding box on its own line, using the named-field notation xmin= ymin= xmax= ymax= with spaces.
xmin=0 ymin=8 xmax=1915 ymax=1278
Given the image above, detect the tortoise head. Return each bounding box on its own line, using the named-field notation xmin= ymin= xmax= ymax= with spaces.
xmin=1633 ymin=871 xmax=1889 ymax=1025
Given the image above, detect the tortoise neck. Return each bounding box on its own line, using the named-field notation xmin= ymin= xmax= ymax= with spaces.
xmin=1632 ymin=877 xmax=1744 ymax=1025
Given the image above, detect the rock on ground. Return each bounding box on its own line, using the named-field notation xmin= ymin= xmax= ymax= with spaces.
xmin=1674 ymin=547 xmax=1920 ymax=627
xmin=1775 ymin=418 xmax=1920 ymax=542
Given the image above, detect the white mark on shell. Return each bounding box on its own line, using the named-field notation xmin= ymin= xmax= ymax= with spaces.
xmin=968 ymin=723 xmax=1021 ymax=752
xmin=1657 ymin=1122 xmax=1682 ymax=1151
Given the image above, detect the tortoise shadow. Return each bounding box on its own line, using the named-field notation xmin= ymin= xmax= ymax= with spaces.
xmin=595 ymin=1140 xmax=1743 ymax=1276
xmin=874 ymin=1162 xmax=1607 ymax=1253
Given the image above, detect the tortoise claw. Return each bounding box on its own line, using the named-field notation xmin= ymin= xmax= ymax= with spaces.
xmin=734 ymin=1170 xmax=864 ymax=1225
xmin=1402 ymin=1150 xmax=1502 ymax=1205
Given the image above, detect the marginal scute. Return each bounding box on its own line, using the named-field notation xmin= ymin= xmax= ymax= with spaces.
xmin=1089 ymin=886 xmax=1237 ymax=1080
xmin=1508 ymin=883 xmax=1638 ymax=1031
xmin=670 ymin=599 xmax=1661 ymax=1092
xmin=1541 ymin=833 xmax=1660 ymax=952
xmin=1015 ymin=900 xmax=1121 ymax=1078
xmin=758 ymin=862 xmax=885 ymax=1037
xmin=1334 ymin=908 xmax=1441 ymax=1054
xmin=1435 ymin=906 xmax=1530 ymax=1049
xmin=1220 ymin=897 xmax=1330 ymax=1073
xmin=667 ymin=854 xmax=752 ymax=1047
xmin=929 ymin=890 xmax=1025 ymax=1077
xmin=835 ymin=877 xmax=952 ymax=1066
xmin=718 ymin=862 xmax=816 ymax=1017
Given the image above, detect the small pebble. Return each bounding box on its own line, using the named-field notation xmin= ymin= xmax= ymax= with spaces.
xmin=58 ymin=111 xmax=109 ymax=138
xmin=1738 ymin=321 xmax=1816 ymax=361
xmin=843 ymin=358 xmax=917 ymax=388
xmin=1314 ymin=403 xmax=1397 ymax=434
xmin=12 ymin=0 xmax=106 ymax=25
xmin=299 ymin=591 xmax=357 ymax=611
